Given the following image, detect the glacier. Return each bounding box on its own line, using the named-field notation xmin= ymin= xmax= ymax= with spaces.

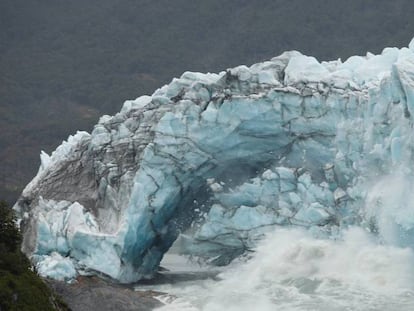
xmin=13 ymin=39 xmax=414 ymax=282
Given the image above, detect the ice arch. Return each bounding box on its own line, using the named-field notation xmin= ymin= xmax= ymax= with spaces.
xmin=14 ymin=44 xmax=414 ymax=282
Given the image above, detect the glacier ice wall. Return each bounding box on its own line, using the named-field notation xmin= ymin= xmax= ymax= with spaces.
xmin=14 ymin=40 xmax=414 ymax=282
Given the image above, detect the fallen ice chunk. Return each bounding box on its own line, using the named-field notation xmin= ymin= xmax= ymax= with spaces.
xmin=36 ymin=252 xmax=77 ymax=281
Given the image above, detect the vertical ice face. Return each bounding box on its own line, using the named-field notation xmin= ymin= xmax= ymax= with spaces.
xmin=14 ymin=40 xmax=414 ymax=282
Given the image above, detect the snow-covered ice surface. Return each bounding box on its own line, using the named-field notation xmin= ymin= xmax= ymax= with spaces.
xmin=13 ymin=38 xmax=414 ymax=294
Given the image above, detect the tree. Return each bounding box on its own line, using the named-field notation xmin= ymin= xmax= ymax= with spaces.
xmin=0 ymin=200 xmax=21 ymax=252
xmin=0 ymin=201 xmax=70 ymax=310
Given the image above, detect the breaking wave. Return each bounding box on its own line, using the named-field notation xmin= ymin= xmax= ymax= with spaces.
xmin=151 ymin=227 xmax=414 ymax=311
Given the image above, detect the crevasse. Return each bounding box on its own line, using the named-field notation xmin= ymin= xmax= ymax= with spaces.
xmin=14 ymin=40 xmax=414 ymax=283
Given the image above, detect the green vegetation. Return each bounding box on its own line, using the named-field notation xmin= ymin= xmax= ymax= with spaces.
xmin=0 ymin=201 xmax=70 ymax=311
xmin=1 ymin=0 xmax=414 ymax=204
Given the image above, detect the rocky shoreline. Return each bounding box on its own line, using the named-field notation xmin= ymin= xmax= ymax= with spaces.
xmin=46 ymin=276 xmax=163 ymax=311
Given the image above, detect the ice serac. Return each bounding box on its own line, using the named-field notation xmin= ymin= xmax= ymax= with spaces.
xmin=14 ymin=40 xmax=414 ymax=282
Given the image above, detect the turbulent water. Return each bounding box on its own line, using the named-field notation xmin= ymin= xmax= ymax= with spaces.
xmin=147 ymin=174 xmax=414 ymax=310
xmin=143 ymin=228 xmax=414 ymax=311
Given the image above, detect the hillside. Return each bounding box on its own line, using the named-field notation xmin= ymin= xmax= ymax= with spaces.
xmin=1 ymin=0 xmax=414 ymax=203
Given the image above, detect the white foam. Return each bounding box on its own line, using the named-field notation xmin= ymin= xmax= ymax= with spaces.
xmin=154 ymin=227 xmax=414 ymax=311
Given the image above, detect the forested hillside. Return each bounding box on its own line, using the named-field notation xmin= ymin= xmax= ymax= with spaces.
xmin=0 ymin=201 xmax=69 ymax=310
xmin=1 ymin=0 xmax=414 ymax=203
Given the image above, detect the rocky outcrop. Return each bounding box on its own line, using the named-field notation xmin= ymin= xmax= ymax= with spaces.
xmin=47 ymin=277 xmax=162 ymax=311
